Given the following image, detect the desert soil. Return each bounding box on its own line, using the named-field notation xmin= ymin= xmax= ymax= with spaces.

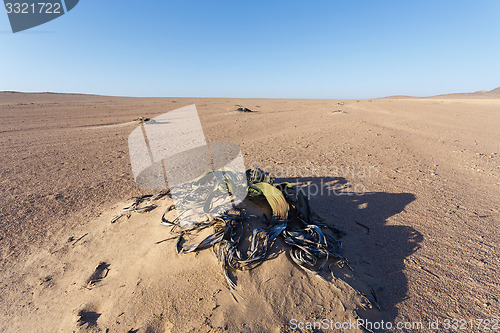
xmin=0 ymin=92 xmax=498 ymax=332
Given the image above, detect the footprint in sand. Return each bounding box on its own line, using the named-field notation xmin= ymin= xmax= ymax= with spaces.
xmin=86 ymin=262 xmax=110 ymax=288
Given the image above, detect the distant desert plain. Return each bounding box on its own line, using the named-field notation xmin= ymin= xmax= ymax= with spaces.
xmin=0 ymin=89 xmax=499 ymax=332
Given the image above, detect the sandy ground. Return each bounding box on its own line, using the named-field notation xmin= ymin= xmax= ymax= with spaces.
xmin=0 ymin=92 xmax=498 ymax=332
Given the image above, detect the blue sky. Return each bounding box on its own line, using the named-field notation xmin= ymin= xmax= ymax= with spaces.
xmin=1 ymin=1 xmax=499 ymax=98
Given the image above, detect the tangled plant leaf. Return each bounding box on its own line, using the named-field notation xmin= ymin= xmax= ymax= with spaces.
xmin=236 ymin=107 xmax=254 ymax=112
xmin=158 ymin=168 xmax=346 ymax=290
xmin=134 ymin=116 xmax=151 ymax=123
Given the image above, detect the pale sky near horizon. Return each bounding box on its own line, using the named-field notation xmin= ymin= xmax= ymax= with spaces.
xmin=1 ymin=1 xmax=499 ymax=99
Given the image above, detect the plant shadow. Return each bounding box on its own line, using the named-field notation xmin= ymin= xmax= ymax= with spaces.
xmin=275 ymin=176 xmax=423 ymax=328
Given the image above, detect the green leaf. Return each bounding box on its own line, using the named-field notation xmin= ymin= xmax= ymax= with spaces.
xmin=246 ymin=168 xmax=273 ymax=185
xmin=275 ymin=182 xmax=295 ymax=202
xmin=249 ymin=182 xmax=289 ymax=220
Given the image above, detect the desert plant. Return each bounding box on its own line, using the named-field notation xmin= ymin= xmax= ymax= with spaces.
xmin=159 ymin=168 xmax=345 ymax=289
